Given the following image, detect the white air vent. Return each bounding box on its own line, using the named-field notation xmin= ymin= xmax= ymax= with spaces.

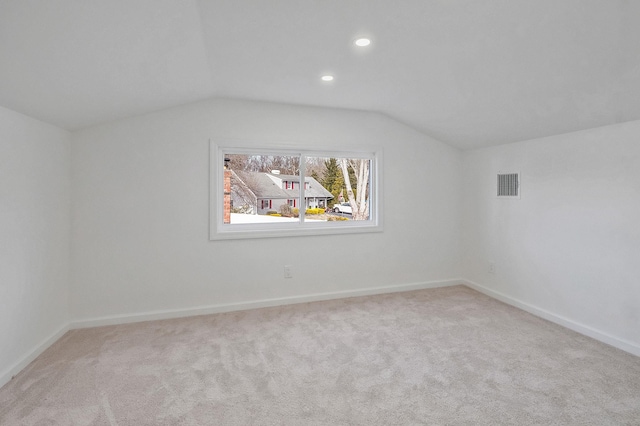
xmin=497 ymin=173 xmax=519 ymax=198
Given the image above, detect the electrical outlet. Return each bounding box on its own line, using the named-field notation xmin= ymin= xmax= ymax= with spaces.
xmin=488 ymin=262 xmax=495 ymax=274
xmin=284 ymin=265 xmax=293 ymax=279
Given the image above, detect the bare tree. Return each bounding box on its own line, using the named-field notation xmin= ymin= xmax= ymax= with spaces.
xmin=269 ymin=155 xmax=299 ymax=175
xmin=339 ymin=158 xmax=370 ymax=220
xmin=227 ymin=154 xmax=300 ymax=175
xmin=227 ymin=154 xmax=249 ymax=171
xmin=305 ymin=157 xmax=327 ymax=182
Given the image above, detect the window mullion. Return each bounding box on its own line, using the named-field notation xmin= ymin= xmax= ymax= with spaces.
xmin=299 ymin=154 xmax=306 ymax=224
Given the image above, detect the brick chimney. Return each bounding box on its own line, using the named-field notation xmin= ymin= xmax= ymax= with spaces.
xmin=223 ymin=158 xmax=231 ymax=224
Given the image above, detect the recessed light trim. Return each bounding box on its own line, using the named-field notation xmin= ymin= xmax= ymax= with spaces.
xmin=354 ymin=38 xmax=371 ymax=47
xmin=321 ymin=75 xmax=334 ymax=82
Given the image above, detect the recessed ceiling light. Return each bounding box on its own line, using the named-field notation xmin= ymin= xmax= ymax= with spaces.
xmin=321 ymin=75 xmax=334 ymax=82
xmin=354 ymin=38 xmax=371 ymax=47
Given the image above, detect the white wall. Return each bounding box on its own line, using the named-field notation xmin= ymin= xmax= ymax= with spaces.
xmin=70 ymin=98 xmax=462 ymax=322
xmin=0 ymin=106 xmax=70 ymax=385
xmin=462 ymin=120 xmax=640 ymax=354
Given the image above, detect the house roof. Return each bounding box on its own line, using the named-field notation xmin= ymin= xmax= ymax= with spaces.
xmin=229 ymin=170 xmax=258 ymax=207
xmin=269 ymin=173 xmax=305 ymax=182
xmin=234 ymin=171 xmax=289 ymax=200
xmin=268 ymin=174 xmax=334 ymax=200
xmin=234 ymin=171 xmax=333 ymax=200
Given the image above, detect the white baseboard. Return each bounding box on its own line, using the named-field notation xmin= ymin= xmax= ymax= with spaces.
xmin=71 ymin=279 xmax=462 ymax=329
xmin=0 ymin=323 xmax=70 ymax=389
xmin=462 ymin=279 xmax=640 ymax=357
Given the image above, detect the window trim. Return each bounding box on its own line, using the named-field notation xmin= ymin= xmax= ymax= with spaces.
xmin=209 ymin=142 xmax=383 ymax=240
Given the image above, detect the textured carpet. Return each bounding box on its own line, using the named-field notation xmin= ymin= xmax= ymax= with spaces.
xmin=1 ymin=285 xmax=639 ymax=425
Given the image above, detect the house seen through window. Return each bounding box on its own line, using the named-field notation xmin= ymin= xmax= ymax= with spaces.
xmin=212 ymin=146 xmax=382 ymax=239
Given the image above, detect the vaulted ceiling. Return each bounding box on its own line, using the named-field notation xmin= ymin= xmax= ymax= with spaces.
xmin=1 ymin=0 xmax=639 ymax=150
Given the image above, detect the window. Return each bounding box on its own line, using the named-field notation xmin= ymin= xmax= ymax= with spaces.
xmin=210 ymin=143 xmax=383 ymax=240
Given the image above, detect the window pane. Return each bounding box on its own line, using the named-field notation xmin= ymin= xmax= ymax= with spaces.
xmin=223 ymin=153 xmax=300 ymax=224
xmin=303 ymin=156 xmax=372 ymax=223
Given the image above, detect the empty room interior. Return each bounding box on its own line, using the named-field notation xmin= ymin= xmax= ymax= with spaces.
xmin=1 ymin=1 xmax=639 ymax=424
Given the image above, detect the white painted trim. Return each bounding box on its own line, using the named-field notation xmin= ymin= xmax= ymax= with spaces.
xmin=0 ymin=324 xmax=70 ymax=389
xmin=462 ymin=279 xmax=640 ymax=357
xmin=71 ymin=279 xmax=461 ymax=329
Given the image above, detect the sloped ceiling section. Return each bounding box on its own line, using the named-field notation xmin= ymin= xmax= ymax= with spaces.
xmin=0 ymin=0 xmax=639 ymax=149
xmin=0 ymin=0 xmax=215 ymax=131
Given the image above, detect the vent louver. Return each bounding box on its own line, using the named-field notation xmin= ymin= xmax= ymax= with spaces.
xmin=497 ymin=173 xmax=519 ymax=197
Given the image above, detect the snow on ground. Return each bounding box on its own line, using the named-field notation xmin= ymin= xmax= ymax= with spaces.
xmin=230 ymin=213 xmax=300 ymax=224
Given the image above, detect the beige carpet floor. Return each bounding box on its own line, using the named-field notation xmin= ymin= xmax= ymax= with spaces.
xmin=1 ymin=285 xmax=639 ymax=425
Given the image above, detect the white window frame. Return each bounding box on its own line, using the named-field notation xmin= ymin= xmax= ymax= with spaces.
xmin=210 ymin=142 xmax=383 ymax=240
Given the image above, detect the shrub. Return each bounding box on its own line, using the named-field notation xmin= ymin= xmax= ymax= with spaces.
xmin=279 ymin=204 xmax=292 ymax=216
xmin=305 ymin=208 xmax=324 ymax=215
xmin=327 ymin=216 xmax=349 ymax=221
